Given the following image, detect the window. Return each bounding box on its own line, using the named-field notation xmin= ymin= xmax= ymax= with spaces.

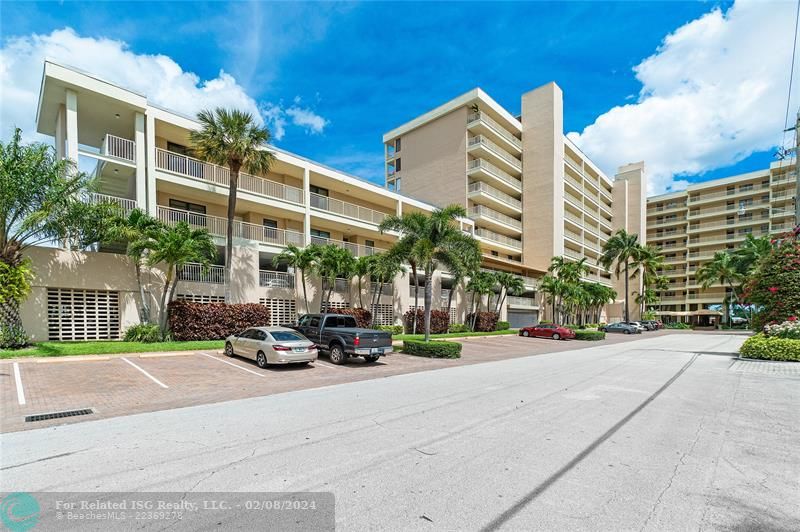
xmin=263 ymin=218 xmax=278 ymax=241
xmin=309 ymin=316 xmax=320 ymax=327
xmin=311 ymin=229 xmax=331 ymax=239
xmin=255 ymin=330 xmax=268 ymax=341
xmin=739 ymin=184 xmax=753 ymax=192
xmin=395 ymin=158 xmax=401 ymax=172
xmin=395 ymin=138 xmax=401 ymax=152
xmin=169 ymin=199 xmax=206 ymax=214
xmin=324 ymin=316 xmax=357 ymax=328
xmin=393 ymin=178 xmax=401 ymax=191
xmin=270 ymin=331 xmax=305 ymax=342
xmin=726 ymin=186 xmax=736 ymax=195
xmin=167 ymin=142 xmax=189 ymax=155
xmin=491 ymin=250 xmax=499 ymax=256
xmin=310 ymin=185 xmax=328 ymax=197
xmin=365 ymin=239 xmax=375 ymax=248
xmin=241 ymin=329 xmax=257 ymax=339
xmin=298 ymin=315 xmax=310 ymax=327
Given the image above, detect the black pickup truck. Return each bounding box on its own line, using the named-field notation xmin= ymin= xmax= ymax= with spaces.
xmin=292 ymin=314 xmax=393 ymax=364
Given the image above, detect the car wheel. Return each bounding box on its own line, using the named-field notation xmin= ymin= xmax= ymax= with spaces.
xmin=224 ymin=342 xmax=234 ymax=357
xmin=329 ymin=344 xmax=347 ymax=365
xmin=552 ymin=333 xmax=561 ymax=340
xmin=364 ymin=355 xmax=380 ymax=363
xmin=623 ymin=329 xmax=631 ymax=335
xmin=256 ymin=351 xmax=268 ymax=368
xmin=522 ymin=330 xmax=530 ymax=337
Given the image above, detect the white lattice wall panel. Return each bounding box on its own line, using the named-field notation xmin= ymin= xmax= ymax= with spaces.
xmin=259 ymin=298 xmax=297 ymax=326
xmin=322 ymin=301 xmax=350 ymax=312
xmin=47 ymin=288 xmax=120 ymax=341
xmin=176 ymin=294 xmax=225 ymax=304
xmin=370 ymin=304 xmax=394 ymax=326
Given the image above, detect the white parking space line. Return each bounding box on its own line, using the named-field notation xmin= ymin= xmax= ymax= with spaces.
xmin=13 ymin=363 xmax=26 ymax=405
xmin=314 ymin=361 xmax=343 ymax=370
xmin=199 ymin=353 xmax=264 ymax=377
xmin=121 ymin=357 xmax=169 ymax=388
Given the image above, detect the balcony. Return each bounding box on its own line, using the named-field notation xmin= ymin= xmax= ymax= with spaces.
xmin=102 ymin=134 xmax=136 ymax=163
xmin=468 ymin=181 xmax=522 ymax=212
xmin=157 ymin=206 xmax=305 ymax=247
xmin=467 ymin=135 xmax=522 ymax=174
xmin=647 ymin=203 xmax=687 ymax=215
xmin=689 ymin=200 xmax=770 ymax=218
xmin=467 ymin=158 xmax=522 ymax=193
xmin=475 ymin=228 xmax=522 ymax=250
xmin=771 ymin=171 xmax=797 ymax=185
xmin=650 ymin=216 xmax=687 ymax=228
xmin=563 ymin=248 xmax=582 ymax=260
xmin=310 ymin=193 xmax=388 ymax=226
xmin=469 ymin=205 xmax=522 ymax=232
xmin=155 ymin=148 xmax=304 ymax=205
xmin=507 ymin=296 xmax=538 ymax=309
xmin=688 ymin=184 xmax=770 ymax=204
xmin=178 ymin=263 xmax=225 ymax=284
xmin=90 ymin=192 xmax=137 ymax=214
xmin=564 ymin=228 xmax=582 ymax=243
xmin=688 ymin=230 xmax=769 ymax=246
xmin=467 ymin=111 xmax=522 ymax=152
xmin=259 ymin=271 xmax=294 ymax=288
xmin=309 ymin=235 xmax=384 ymax=258
xmin=564 ymin=173 xmax=582 ymax=192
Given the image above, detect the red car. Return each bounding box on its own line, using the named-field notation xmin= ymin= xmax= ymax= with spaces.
xmin=519 ymin=323 xmax=575 ymax=340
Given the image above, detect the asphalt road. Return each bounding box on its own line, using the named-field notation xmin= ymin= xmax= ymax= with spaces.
xmin=2 ymin=333 xmax=798 ymax=531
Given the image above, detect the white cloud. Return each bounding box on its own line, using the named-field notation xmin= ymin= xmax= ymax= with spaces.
xmin=567 ymin=0 xmax=800 ymax=194
xmin=286 ymin=106 xmax=329 ymax=135
xmin=0 ymin=28 xmax=329 ymax=143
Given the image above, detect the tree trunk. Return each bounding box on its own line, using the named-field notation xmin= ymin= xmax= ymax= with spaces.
xmin=447 ymin=281 xmax=456 ymax=316
xmin=357 ymin=276 xmax=364 ymax=308
xmin=470 ymin=291 xmax=478 ymax=329
xmin=624 ymin=262 xmax=630 ymax=323
xmin=224 ymin=163 xmax=240 ymax=304
xmin=159 ymin=267 xmax=175 ymax=334
xmin=301 ymin=269 xmax=309 ymax=315
xmin=423 ymin=267 xmax=433 ymax=342
xmin=411 ymin=264 xmax=419 ymax=334
xmin=135 ymin=261 xmax=150 ymax=324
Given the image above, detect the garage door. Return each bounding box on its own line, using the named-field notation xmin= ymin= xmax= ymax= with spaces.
xmin=507 ymin=310 xmax=538 ymax=329
xmin=47 ymin=288 xmax=120 ymax=341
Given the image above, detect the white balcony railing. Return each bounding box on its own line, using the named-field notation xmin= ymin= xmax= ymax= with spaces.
xmin=468 ymin=181 xmax=522 ymax=210
xmin=475 ymin=228 xmax=522 ymax=250
xmin=309 ymin=235 xmax=383 ymax=258
xmin=102 ymin=134 xmax=136 ymax=163
xmin=309 ymin=193 xmax=388 ymax=225
xmin=507 ymin=296 xmax=537 ymax=308
xmin=90 ymin=192 xmax=137 ymax=214
xmin=259 ymin=271 xmax=295 ymax=288
xmin=467 ymin=135 xmax=522 ymax=171
xmin=178 ymin=263 xmax=226 ymax=284
xmin=467 ymin=111 xmax=522 ymax=150
xmin=688 ymin=184 xmax=770 ymax=203
xmin=157 ymin=206 xmax=305 ymax=247
xmin=469 ymin=205 xmax=522 ymax=230
xmin=155 ymin=148 xmax=304 ymax=205
xmin=467 ymin=158 xmax=523 ymax=191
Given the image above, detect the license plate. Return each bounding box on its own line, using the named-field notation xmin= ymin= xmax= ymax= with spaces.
xmin=292 ymin=347 xmax=306 ymax=353
xmin=371 ymin=348 xmax=384 ymax=354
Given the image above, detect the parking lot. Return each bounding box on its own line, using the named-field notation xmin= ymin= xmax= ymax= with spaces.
xmin=1 ymin=329 xmax=687 ymax=433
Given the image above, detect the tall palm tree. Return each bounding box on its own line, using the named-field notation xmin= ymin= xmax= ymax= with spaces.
xmin=539 ymin=274 xmax=561 ymax=323
xmin=190 ymin=108 xmax=275 ymax=302
xmin=732 ymin=234 xmax=773 ymax=276
xmin=697 ymin=251 xmax=743 ymax=325
xmin=108 ymin=208 xmax=162 ymax=324
xmin=493 ymin=272 xmax=525 ymax=314
xmin=273 ymin=243 xmax=320 ymax=314
xmin=599 ymin=229 xmax=642 ymax=322
xmin=381 ymin=205 xmax=479 ymax=341
xmin=353 ymin=255 xmax=376 ymax=308
xmin=368 ymin=252 xmax=406 ymax=324
xmin=315 ymin=244 xmax=356 ymax=312
xmin=634 ymin=245 xmax=665 ymax=290
xmin=380 ymin=212 xmax=427 ymax=333
xmin=146 ymin=222 xmax=217 ymax=334
xmin=466 ymin=270 xmax=496 ymax=329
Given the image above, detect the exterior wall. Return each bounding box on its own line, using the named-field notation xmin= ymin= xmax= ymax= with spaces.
xmin=610 ymin=162 xmax=647 ymax=321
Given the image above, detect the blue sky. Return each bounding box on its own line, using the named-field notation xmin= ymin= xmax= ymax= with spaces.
xmin=1 ymin=1 xmax=795 ymax=194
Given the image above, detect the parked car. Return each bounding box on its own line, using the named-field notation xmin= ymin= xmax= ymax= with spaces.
xmin=639 ymin=320 xmax=659 ymax=331
xmin=600 ymin=322 xmax=642 ymax=334
xmin=292 ymin=313 xmax=393 ymax=364
xmin=518 ymin=323 xmax=576 ymax=340
xmin=626 ymin=321 xmax=649 ymax=332
xmin=731 ymin=316 xmax=749 ymax=325
xmin=225 ymin=327 xmax=317 ymax=368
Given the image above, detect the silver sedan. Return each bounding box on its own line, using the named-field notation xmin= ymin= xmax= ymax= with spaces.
xmin=225 ymin=327 xmax=317 ymax=368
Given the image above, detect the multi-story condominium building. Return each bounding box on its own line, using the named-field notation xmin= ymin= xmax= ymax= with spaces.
xmin=382 ymin=83 xmax=647 ymax=323
xmin=646 ymin=160 xmax=798 ymax=320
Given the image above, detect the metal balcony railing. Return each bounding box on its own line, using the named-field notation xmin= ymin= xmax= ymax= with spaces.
xmin=467 ymin=135 xmax=522 ymax=171
xmin=259 ymin=271 xmax=295 ymax=288
xmin=469 ymin=205 xmax=522 ymax=229
xmin=309 ymin=236 xmax=383 ymax=258
xmin=309 ymin=193 xmax=388 ymax=225
xmin=467 ymin=112 xmax=522 ymax=150
xmin=507 ymin=296 xmax=537 ymax=308
xmin=475 ymin=228 xmax=522 ymax=250
xmin=102 ymin=134 xmax=136 ymax=163
xmin=178 ymin=263 xmax=226 ymax=284
xmin=467 ymin=158 xmax=523 ymax=191
xmin=90 ymin=192 xmax=137 ymax=214
xmin=468 ymin=181 xmax=522 ymax=209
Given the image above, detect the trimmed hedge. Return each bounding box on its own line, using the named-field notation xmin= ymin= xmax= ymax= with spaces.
xmin=403 ymin=309 xmax=450 ymax=334
xmin=574 ymin=329 xmax=605 ymax=341
xmin=664 ymin=322 xmax=691 ymax=330
xmin=337 ymin=307 xmax=372 ymax=328
xmin=448 ymin=323 xmax=470 ymax=334
xmin=168 ymin=301 xmax=271 ymax=341
xmin=377 ymin=324 xmax=403 ymax=335
xmin=123 ymin=323 xmax=162 ymax=343
xmin=466 ymin=312 xmax=499 ymax=332
xmin=739 ymin=333 xmax=800 ymax=362
xmin=496 ymin=321 xmax=510 ymax=331
xmin=402 ymin=339 xmax=461 ymax=358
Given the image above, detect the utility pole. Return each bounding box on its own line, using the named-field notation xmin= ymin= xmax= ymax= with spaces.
xmin=795 ymin=112 xmax=800 ymax=224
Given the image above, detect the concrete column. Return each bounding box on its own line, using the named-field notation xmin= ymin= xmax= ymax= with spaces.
xmin=145 ymin=112 xmax=157 ymax=216
xmin=396 ymin=200 xmax=402 ymax=217
xmin=303 ymin=167 xmax=311 ymax=245
xmin=431 ymin=270 xmax=442 ymax=310
xmin=134 ymin=112 xmax=147 ymax=210
xmin=55 ymin=105 xmax=66 ymax=160
xmin=229 ymin=243 xmax=260 ymax=304
xmin=393 ymin=270 xmax=410 ymax=326
xmin=65 ymin=89 xmax=79 ymax=166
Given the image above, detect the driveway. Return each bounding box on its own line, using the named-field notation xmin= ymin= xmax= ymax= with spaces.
xmin=2 ymin=333 xmax=797 ymax=530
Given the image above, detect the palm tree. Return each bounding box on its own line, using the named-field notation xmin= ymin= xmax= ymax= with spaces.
xmin=108 ymin=208 xmax=162 ymax=324
xmin=368 ymin=252 xmax=406 ymax=324
xmin=697 ymin=251 xmax=743 ymax=325
xmin=315 ymin=244 xmax=356 ymax=312
xmin=146 ymin=222 xmax=217 ymax=334
xmin=380 ymin=205 xmax=479 ymax=341
xmin=493 ymin=272 xmax=525 ymax=314
xmin=599 ymin=229 xmax=642 ymax=323
xmin=190 ymin=109 xmax=275 ymax=302
xmin=380 ymin=212 xmax=427 ymax=333
xmin=732 ymin=234 xmax=773 ymax=276
xmin=273 ymin=244 xmax=320 ymax=314
xmin=539 ymin=274 xmax=561 ymax=323
xmin=353 ymin=255 xmax=376 ymax=308
xmin=466 ymin=270 xmax=495 ymax=330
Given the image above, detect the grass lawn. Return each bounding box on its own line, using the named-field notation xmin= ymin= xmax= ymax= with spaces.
xmin=393 ymin=329 xmax=518 ymax=341
xmin=0 ymin=340 xmax=225 ymax=359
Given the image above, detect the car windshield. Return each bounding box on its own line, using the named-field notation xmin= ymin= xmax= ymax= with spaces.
xmin=271 ymin=331 xmax=305 ymax=342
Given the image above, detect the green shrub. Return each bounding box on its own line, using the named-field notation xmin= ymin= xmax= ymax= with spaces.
xmin=744 ymin=238 xmax=800 ymax=329
xmin=448 ymin=323 xmax=470 ymax=334
xmin=574 ymin=329 xmax=605 ymax=341
xmin=376 ymin=324 xmax=403 ymax=335
xmin=664 ymin=322 xmax=691 ymax=330
xmin=402 ymin=339 xmax=461 ymax=358
xmin=123 ymin=323 xmax=163 ymax=343
xmin=466 ymin=312 xmax=498 ymax=332
xmin=0 ymin=323 xmax=28 ymax=349
xmin=168 ymin=301 xmax=271 ymax=341
xmin=403 ymin=309 xmax=449 ymax=334
xmin=496 ymin=321 xmax=510 ymax=331
xmin=739 ymin=333 xmax=800 ymax=362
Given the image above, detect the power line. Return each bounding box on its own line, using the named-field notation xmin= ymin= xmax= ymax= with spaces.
xmin=783 ymin=0 xmax=800 ymax=134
